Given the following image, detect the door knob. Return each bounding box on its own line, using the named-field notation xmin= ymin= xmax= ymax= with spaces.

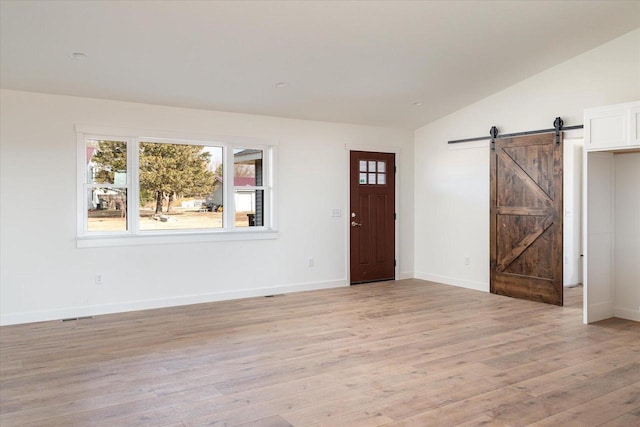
xmin=351 ymin=221 xmax=362 ymax=227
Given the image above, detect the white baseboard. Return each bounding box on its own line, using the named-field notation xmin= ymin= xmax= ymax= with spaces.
xmin=0 ymin=279 xmax=348 ymax=326
xmin=414 ymin=272 xmax=489 ymax=292
xmin=564 ymin=282 xmax=583 ymax=288
xmin=614 ymin=306 xmax=640 ymax=322
xmin=398 ymin=271 xmax=414 ymax=280
xmin=586 ymin=301 xmax=614 ymax=323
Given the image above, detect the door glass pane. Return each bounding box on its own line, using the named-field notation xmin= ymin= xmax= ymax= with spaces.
xmin=377 ymin=173 xmax=386 ymax=185
xmin=359 ymin=173 xmax=367 ymax=184
xmin=86 ymin=140 xmax=127 ymax=185
xmin=368 ymin=173 xmax=376 ymax=184
xmin=377 ymin=161 xmax=386 ymax=173
xmin=87 ymin=188 xmax=127 ymax=232
xmin=368 ymin=161 xmax=376 ymax=172
xmin=359 ymin=160 xmax=367 ymax=172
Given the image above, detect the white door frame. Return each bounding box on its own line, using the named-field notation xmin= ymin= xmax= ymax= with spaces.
xmin=345 ymin=144 xmax=402 ymax=284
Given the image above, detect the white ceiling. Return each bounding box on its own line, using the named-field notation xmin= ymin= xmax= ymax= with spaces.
xmin=1 ymin=1 xmax=639 ymax=130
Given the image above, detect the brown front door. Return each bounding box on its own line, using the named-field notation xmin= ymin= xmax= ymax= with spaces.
xmin=490 ymin=133 xmax=563 ymax=305
xmin=350 ymin=151 xmax=395 ymax=284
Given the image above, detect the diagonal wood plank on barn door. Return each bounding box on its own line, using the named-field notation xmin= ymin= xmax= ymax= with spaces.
xmin=490 ymin=132 xmax=563 ymax=305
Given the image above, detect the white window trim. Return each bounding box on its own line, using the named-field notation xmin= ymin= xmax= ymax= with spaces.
xmin=76 ymin=125 xmax=278 ymax=248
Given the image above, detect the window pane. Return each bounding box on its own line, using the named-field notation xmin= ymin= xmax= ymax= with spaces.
xmin=234 ymin=189 xmax=264 ymax=227
xmin=377 ymin=161 xmax=386 ymax=173
xmin=368 ymin=173 xmax=376 ymax=184
xmin=368 ymin=161 xmax=376 ymax=172
xmin=86 ymin=140 xmax=127 ymax=185
xmin=359 ymin=173 xmax=367 ymax=184
xmin=377 ymin=173 xmax=386 ymax=185
xmin=359 ymin=160 xmax=367 ymax=172
xmin=234 ymin=149 xmax=263 ymax=186
xmin=87 ymin=188 xmax=127 ymax=232
xmin=139 ymin=142 xmax=221 ymax=231
xmin=139 ymin=207 xmax=223 ymax=231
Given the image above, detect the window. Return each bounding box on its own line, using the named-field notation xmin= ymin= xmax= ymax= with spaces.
xmin=358 ymin=159 xmax=387 ymax=185
xmin=85 ymin=139 xmax=128 ymax=232
xmin=78 ymin=128 xmax=275 ymax=246
xmin=233 ymin=148 xmax=264 ymax=227
xmin=137 ymin=141 xmax=223 ymax=231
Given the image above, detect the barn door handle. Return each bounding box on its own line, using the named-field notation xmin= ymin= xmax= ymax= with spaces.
xmin=351 ymin=221 xmax=362 ymax=227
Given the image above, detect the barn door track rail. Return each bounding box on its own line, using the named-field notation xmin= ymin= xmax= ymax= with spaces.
xmin=448 ymin=117 xmax=583 ymax=151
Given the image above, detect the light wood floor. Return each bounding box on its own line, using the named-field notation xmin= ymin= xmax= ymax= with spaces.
xmin=1 ymin=279 xmax=638 ymax=426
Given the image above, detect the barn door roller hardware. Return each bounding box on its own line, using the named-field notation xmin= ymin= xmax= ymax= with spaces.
xmin=553 ymin=117 xmax=563 ymax=146
xmin=448 ymin=117 xmax=583 ymax=145
xmin=490 ymin=126 xmax=498 ymax=152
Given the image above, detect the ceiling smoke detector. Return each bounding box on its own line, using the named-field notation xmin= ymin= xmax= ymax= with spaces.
xmin=70 ymin=51 xmax=88 ymax=61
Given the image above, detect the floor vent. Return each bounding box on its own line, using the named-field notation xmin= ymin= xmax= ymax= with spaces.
xmin=61 ymin=316 xmax=94 ymax=322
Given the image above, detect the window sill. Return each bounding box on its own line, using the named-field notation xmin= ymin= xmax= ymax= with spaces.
xmin=76 ymin=229 xmax=279 ymax=248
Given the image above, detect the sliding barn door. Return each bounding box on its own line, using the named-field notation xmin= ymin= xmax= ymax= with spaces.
xmin=490 ymin=133 xmax=563 ymax=305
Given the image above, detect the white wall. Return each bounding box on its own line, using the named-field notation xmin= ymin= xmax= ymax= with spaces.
xmin=414 ymin=29 xmax=640 ymax=292
xmin=614 ymin=152 xmax=640 ymax=321
xmin=0 ymin=90 xmax=414 ymax=325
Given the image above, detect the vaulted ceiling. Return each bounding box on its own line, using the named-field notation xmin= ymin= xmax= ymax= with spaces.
xmin=1 ymin=1 xmax=638 ymax=129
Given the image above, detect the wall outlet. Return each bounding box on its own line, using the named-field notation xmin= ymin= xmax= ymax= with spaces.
xmin=464 ymin=256 xmax=471 ymax=266
xmin=95 ymin=274 xmax=104 ymax=285
xmin=307 ymin=257 xmax=314 ymax=267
